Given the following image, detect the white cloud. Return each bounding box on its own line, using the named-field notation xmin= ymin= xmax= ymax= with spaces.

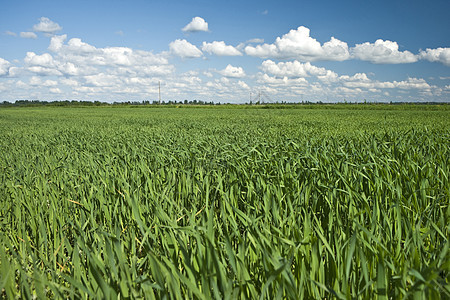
xmin=257 ymin=58 xmax=436 ymax=100
xmin=58 ymin=62 xmax=80 ymax=76
xmin=85 ymin=73 xmax=121 ymax=87
xmin=203 ymin=71 xmax=213 ymax=78
xmin=7 ymin=66 xmax=22 ymax=77
xmin=3 ymin=34 xmax=179 ymax=100
xmin=419 ymin=48 xmax=450 ymax=66
xmin=0 ymin=58 xmax=11 ymax=76
xmin=322 ymin=37 xmax=350 ymax=61
xmin=244 ymin=27 xmax=424 ymax=65
xmin=66 ymin=38 xmax=98 ymax=54
xmin=60 ymin=78 xmax=79 ymax=86
xmin=0 ymin=82 xmax=7 ymax=92
xmin=20 ymin=32 xmax=37 ymax=39
xmin=103 ymin=47 xmax=134 ymax=65
xmin=29 ymin=76 xmax=42 ymax=85
xmin=351 ymin=39 xmax=418 ymax=64
xmin=202 ymin=41 xmax=242 ymax=56
xmin=32 ymin=17 xmax=62 ymax=35
xmin=260 ymin=60 xmax=332 ymax=78
xmin=46 ymin=36 xmax=172 ymax=76
xmin=27 ymin=66 xmax=62 ymax=76
xmin=258 ymin=73 xmax=308 ymax=86
xmin=341 ymin=74 xmax=431 ymax=90
xmin=169 ymin=39 xmax=203 ymax=58
xmin=394 ymin=78 xmax=432 ymax=90
xmin=194 ymin=76 xmax=251 ymax=102
xmin=2 ymin=17 xmax=447 ymax=103
xmin=244 ymin=26 xmax=349 ymax=61
xmin=42 ymin=79 xmax=58 ymax=86
xmin=182 ymin=17 xmax=209 ymax=32
xmin=5 ymin=31 xmax=17 ymax=37
xmin=218 ymin=64 xmax=246 ymax=78
xmin=275 ymin=26 xmax=323 ymax=56
xmin=48 ymin=34 xmax=67 ymax=52
xmin=29 ymin=77 xmax=57 ymax=87
xmin=24 ymin=52 xmax=55 ymax=67
xmin=238 ymin=80 xmax=249 ymax=89
xmin=340 ymin=73 xmax=371 ymax=82
xmin=245 ymin=43 xmax=277 ymax=58
xmin=247 ymin=38 xmax=264 ymax=44
xmin=317 ymin=70 xmax=339 ymax=83
xmin=237 ymin=38 xmax=265 ymax=50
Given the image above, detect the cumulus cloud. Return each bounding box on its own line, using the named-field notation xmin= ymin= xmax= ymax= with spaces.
xmin=260 ymin=60 xmax=340 ymax=85
xmin=202 ymin=41 xmax=242 ymax=56
xmin=322 ymin=38 xmax=350 ymax=61
xmin=12 ymin=34 xmax=174 ymax=83
xmin=261 ymin=60 xmax=333 ymax=78
xmin=60 ymin=78 xmax=79 ymax=86
xmin=48 ymin=34 xmax=67 ymax=52
xmin=203 ymin=71 xmax=213 ymax=78
xmin=24 ymin=52 xmax=63 ymax=76
xmin=258 ymin=58 xmax=435 ymax=99
xmin=46 ymin=35 xmax=172 ymax=76
xmin=0 ymin=58 xmax=11 ymax=76
xmin=2 ymin=17 xmax=446 ymax=102
xmin=85 ymin=73 xmax=122 ymax=87
xmin=340 ymin=74 xmax=431 ymax=90
xmin=28 ymin=76 xmax=57 ymax=87
xmin=238 ymin=80 xmax=249 ymax=89
xmin=29 ymin=76 xmax=42 ymax=85
xmin=258 ymin=73 xmax=308 ymax=86
xmin=245 ymin=26 xmax=349 ymax=61
xmin=66 ymin=38 xmax=98 ymax=54
xmin=419 ymin=48 xmax=450 ymax=66
xmin=169 ymin=39 xmax=203 ymax=58
xmin=42 ymin=79 xmax=58 ymax=86
xmin=32 ymin=17 xmax=62 ymax=35
xmin=351 ymin=39 xmax=418 ymax=64
xmin=218 ymin=65 xmax=246 ymax=78
xmin=237 ymin=38 xmax=265 ymax=50
xmin=24 ymin=52 xmax=55 ymax=67
xmin=244 ymin=26 xmax=425 ymax=65
xmin=20 ymin=32 xmax=37 ymax=39
xmin=182 ymin=17 xmax=209 ymax=32
xmin=27 ymin=66 xmax=62 ymax=76
xmin=392 ymin=78 xmax=432 ymax=90
xmin=198 ymin=77 xmax=251 ymax=101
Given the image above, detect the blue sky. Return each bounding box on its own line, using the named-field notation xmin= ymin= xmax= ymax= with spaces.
xmin=1 ymin=0 xmax=449 ymax=103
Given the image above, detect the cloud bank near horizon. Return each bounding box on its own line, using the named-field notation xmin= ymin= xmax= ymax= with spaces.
xmin=1 ymin=17 xmax=449 ymax=102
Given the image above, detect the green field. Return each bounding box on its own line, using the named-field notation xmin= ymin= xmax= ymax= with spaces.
xmin=0 ymin=105 xmax=449 ymax=299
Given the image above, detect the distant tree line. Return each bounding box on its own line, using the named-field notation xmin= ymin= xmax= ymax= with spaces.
xmin=0 ymin=99 xmax=448 ymax=107
xmin=0 ymin=99 xmax=222 ymax=107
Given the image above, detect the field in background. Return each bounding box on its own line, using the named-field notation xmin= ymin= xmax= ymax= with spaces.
xmin=0 ymin=106 xmax=449 ymax=298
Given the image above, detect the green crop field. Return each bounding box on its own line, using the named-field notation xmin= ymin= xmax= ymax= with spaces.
xmin=0 ymin=105 xmax=449 ymax=299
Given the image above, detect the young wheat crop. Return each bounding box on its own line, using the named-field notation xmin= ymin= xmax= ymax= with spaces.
xmin=0 ymin=106 xmax=449 ymax=298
